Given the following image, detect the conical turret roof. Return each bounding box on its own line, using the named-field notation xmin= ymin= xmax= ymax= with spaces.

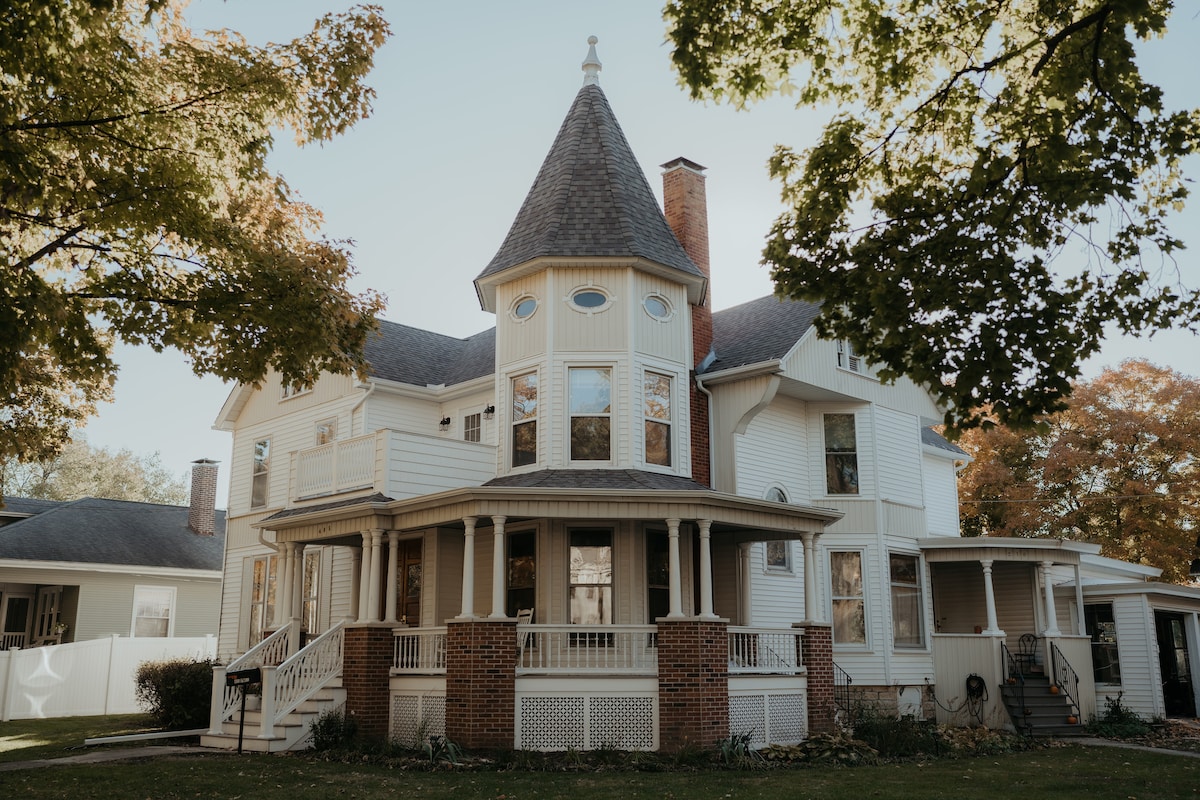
xmin=475 ymin=68 xmax=703 ymax=307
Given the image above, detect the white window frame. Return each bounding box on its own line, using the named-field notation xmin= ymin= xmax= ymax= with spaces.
xmin=830 ymin=550 xmax=869 ymax=648
xmin=463 ymin=412 xmax=482 ymax=443
xmin=823 ymin=413 xmax=860 ymax=495
xmin=643 ymin=370 xmax=672 ymax=468
xmin=763 ymin=486 xmax=793 ymax=573
xmin=566 ymin=284 xmax=615 ymax=315
xmin=511 ymin=371 xmax=538 ymax=468
xmin=280 ymin=383 xmax=311 ymax=400
xmin=251 ymin=437 xmax=271 ymax=509
xmin=131 ymin=585 xmax=176 ymax=638
xmin=315 ymin=418 xmax=337 ymax=445
xmin=302 ymin=550 xmax=321 ymax=636
xmin=888 ymin=552 xmax=926 ymax=649
xmin=568 ymin=365 xmax=613 ymax=463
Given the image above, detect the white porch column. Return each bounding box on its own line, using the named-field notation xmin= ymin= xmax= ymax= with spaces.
xmin=1040 ymin=560 xmax=1062 ymax=636
xmin=739 ymin=542 xmax=754 ymax=626
xmin=291 ymin=543 xmax=305 ymax=621
xmin=460 ymin=516 xmax=477 ymax=618
xmin=349 ymin=545 xmax=361 ymax=623
xmin=666 ymin=518 xmax=684 ymax=618
xmin=981 ymin=559 xmax=1001 ymax=634
xmin=356 ymin=532 xmax=372 ymax=623
xmin=802 ymin=532 xmax=820 ymax=623
xmin=384 ymin=531 xmax=400 ymax=624
xmin=697 ymin=519 xmax=716 ymax=619
xmin=1074 ymin=563 xmax=1086 ymax=636
xmin=366 ymin=529 xmax=384 ymax=623
xmin=489 ymin=515 xmax=507 ymax=618
xmin=277 ymin=542 xmax=294 ymax=626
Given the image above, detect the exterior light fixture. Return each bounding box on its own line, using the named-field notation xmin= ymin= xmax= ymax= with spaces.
xmin=483 ymin=404 xmax=496 ymax=420
xmin=439 ymin=416 xmax=451 ymax=432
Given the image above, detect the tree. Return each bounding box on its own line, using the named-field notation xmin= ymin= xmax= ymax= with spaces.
xmin=665 ymin=1 xmax=1200 ymax=430
xmin=1 ymin=1 xmax=389 ymax=464
xmin=957 ymin=360 xmax=1200 ymax=583
xmin=0 ymin=437 xmax=189 ymax=505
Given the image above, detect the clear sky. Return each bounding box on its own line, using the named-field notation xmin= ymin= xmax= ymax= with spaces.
xmin=79 ymin=1 xmax=1200 ymax=509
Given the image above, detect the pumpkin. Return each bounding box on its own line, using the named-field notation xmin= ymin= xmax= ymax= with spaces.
xmin=1049 ymin=685 xmax=1060 ymax=694
xmin=1067 ymin=715 xmax=1078 ymax=725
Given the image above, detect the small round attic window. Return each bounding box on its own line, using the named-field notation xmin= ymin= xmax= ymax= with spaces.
xmin=512 ymin=296 xmax=538 ymax=320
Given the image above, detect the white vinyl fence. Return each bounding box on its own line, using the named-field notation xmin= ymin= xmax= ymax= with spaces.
xmin=0 ymin=634 xmax=216 ymax=721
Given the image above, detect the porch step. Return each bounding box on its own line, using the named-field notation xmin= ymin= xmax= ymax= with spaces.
xmin=1000 ymin=677 xmax=1085 ymax=737
xmin=201 ymin=685 xmax=346 ymax=753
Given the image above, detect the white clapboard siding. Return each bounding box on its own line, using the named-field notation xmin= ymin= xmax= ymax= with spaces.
xmin=734 ymin=396 xmax=810 ymax=502
xmin=875 ymin=407 xmax=923 ymax=506
xmin=922 ymin=454 xmax=960 ymax=537
xmin=385 ymin=432 xmax=497 ymax=498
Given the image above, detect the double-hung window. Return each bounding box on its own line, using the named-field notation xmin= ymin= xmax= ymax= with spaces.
xmin=249 ymin=554 xmax=277 ymax=644
xmin=831 ymin=551 xmax=866 ymax=645
xmin=1085 ymin=603 xmax=1121 ymax=684
xmin=464 ymin=412 xmax=482 ymax=443
xmin=889 ymin=553 xmax=925 ymax=648
xmin=511 ymin=373 xmax=538 ymax=467
xmin=251 ymin=438 xmax=271 ymax=508
xmin=643 ymin=372 xmax=672 ymax=466
xmin=132 ymin=586 xmax=175 ymax=637
xmin=569 ymin=367 xmax=611 ymax=461
xmin=824 ymin=414 xmax=859 ymax=494
xmin=569 ymin=530 xmax=612 ymax=625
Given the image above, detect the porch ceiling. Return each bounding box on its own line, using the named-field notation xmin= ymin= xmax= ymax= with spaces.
xmin=255 ymin=485 xmax=843 ymax=544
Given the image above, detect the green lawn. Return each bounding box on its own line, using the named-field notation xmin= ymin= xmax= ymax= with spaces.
xmin=0 ymin=714 xmax=161 ymax=763
xmin=2 ymin=718 xmax=1199 ymax=799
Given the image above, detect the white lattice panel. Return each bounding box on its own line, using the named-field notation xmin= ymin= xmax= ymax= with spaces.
xmin=390 ymin=692 xmax=446 ymax=746
xmin=730 ymin=690 xmax=808 ymax=747
xmin=517 ymin=693 xmax=658 ymax=751
xmin=729 ymin=694 xmax=767 ymax=745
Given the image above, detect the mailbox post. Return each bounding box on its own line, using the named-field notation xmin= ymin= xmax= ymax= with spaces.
xmin=225 ymin=667 xmax=262 ymax=754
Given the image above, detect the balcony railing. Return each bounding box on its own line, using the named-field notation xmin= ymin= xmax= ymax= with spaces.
xmin=1 ymin=632 xmax=27 ymax=649
xmin=392 ymin=627 xmax=447 ymax=674
xmin=295 ymin=434 xmax=377 ymax=499
xmin=727 ymin=627 xmax=804 ymax=674
xmin=516 ymin=625 xmax=658 ymax=674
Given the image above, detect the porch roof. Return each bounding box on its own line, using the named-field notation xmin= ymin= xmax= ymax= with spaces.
xmin=255 ymin=480 xmax=843 ymax=545
xmin=917 ymin=536 xmax=1101 ymax=565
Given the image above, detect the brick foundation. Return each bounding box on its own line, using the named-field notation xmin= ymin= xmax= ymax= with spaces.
xmin=797 ymin=623 xmax=835 ymax=734
xmin=342 ymin=626 xmax=395 ymax=741
xmin=445 ymin=619 xmax=517 ymax=749
xmin=656 ymin=619 xmax=729 ymax=751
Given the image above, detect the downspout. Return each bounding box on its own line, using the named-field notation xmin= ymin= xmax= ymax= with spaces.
xmin=694 ymin=346 xmax=717 ymax=489
xmin=352 ymin=381 xmax=377 ymax=436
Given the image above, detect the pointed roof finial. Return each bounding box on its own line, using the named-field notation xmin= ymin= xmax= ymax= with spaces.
xmin=582 ymin=35 xmax=602 ymax=86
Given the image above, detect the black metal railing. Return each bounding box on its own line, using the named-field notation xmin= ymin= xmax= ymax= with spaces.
xmin=834 ymin=662 xmax=854 ymax=720
xmin=1049 ymin=643 xmax=1081 ymax=718
xmin=1001 ymin=643 xmax=1033 ymax=736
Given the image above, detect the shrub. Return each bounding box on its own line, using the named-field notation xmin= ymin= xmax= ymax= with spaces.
xmin=309 ymin=709 xmax=358 ymax=751
xmin=762 ymin=733 xmax=879 ymax=766
xmin=852 ymin=712 xmax=940 ymax=758
xmin=1088 ymin=695 xmax=1150 ymax=738
xmin=134 ymin=657 xmax=217 ymax=729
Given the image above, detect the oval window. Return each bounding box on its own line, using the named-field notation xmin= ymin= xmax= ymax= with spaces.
xmin=513 ymin=296 xmax=538 ymax=319
xmin=572 ymin=289 xmax=608 ymax=309
xmin=643 ymin=295 xmax=671 ymax=320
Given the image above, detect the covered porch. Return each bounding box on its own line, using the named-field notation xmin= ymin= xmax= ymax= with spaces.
xmin=921 ymin=538 xmax=1099 ymax=732
xmin=225 ymin=481 xmax=843 ymax=751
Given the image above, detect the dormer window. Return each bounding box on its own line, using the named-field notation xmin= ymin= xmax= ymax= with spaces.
xmin=569 ymin=367 xmax=612 ymax=461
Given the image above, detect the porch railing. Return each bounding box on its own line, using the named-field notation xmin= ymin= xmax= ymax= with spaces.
xmin=834 ymin=662 xmax=854 ymax=719
xmin=516 ymin=625 xmax=657 ymax=674
xmin=1000 ymin=642 xmax=1032 ymax=736
xmin=1 ymin=633 xmax=27 ymax=649
xmin=727 ymin=627 xmax=804 ymax=674
xmin=392 ymin=627 xmax=447 ymax=674
xmin=1049 ymin=642 xmax=1081 ymax=718
xmin=208 ymin=624 xmax=293 ymax=735
xmin=259 ymin=621 xmax=345 ymax=739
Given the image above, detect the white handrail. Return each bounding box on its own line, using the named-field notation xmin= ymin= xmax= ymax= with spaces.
xmin=208 ymin=625 xmax=292 ymax=735
xmin=392 ymin=627 xmax=447 ymax=674
xmin=516 ymin=625 xmax=658 ymax=674
xmin=727 ymin=627 xmax=804 ymax=674
xmin=260 ymin=621 xmax=345 ymax=739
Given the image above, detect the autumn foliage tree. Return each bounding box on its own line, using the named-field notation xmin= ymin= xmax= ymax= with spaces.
xmin=1 ymin=1 xmax=389 ymax=465
xmin=958 ymin=360 xmax=1200 ymax=582
xmin=0 ymin=438 xmax=188 ymax=505
xmin=665 ymin=0 xmax=1199 ymax=430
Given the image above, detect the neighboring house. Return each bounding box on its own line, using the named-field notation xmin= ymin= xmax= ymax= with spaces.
xmin=0 ymin=460 xmax=225 ymax=649
xmin=203 ymin=40 xmax=1200 ymax=753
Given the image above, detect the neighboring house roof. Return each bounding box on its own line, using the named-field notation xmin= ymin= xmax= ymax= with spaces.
xmin=484 ymin=469 xmax=709 ymax=491
xmin=921 ymin=427 xmax=969 ymax=458
xmin=364 ymin=320 xmax=495 ymax=387
xmin=703 ymin=295 xmax=823 ymax=374
xmin=476 ymin=84 xmax=703 ymax=282
xmin=0 ymin=497 xmax=66 ymax=519
xmin=0 ymin=497 xmax=225 ymax=571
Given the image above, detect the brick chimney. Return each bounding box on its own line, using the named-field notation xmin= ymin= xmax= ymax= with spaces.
xmin=662 ymin=157 xmax=712 ymax=487
xmin=188 ymin=458 xmax=219 ymax=536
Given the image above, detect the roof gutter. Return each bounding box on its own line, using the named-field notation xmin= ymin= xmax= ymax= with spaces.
xmin=693 ymin=359 xmax=784 ymax=388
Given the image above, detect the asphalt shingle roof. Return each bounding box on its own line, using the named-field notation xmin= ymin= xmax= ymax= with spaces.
xmin=364 ymin=321 xmax=495 ymax=386
xmin=922 ymin=427 xmax=970 ymax=457
xmin=0 ymin=497 xmax=225 ymax=571
xmin=704 ymin=295 xmax=823 ymax=374
xmin=477 ymin=84 xmax=702 ymax=281
xmin=0 ymin=497 xmax=65 ymax=517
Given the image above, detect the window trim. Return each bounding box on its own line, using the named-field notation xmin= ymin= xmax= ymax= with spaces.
xmin=510 ymin=294 xmax=540 ymax=322
xmin=823 ymin=413 xmax=860 ymax=496
xmin=463 ymin=412 xmax=482 ymax=444
xmin=301 ymin=550 xmax=320 ymax=635
xmin=251 ymin=437 xmax=271 ymax=509
xmin=280 ymin=383 xmax=311 ymax=401
xmin=566 ymin=284 xmax=614 ymax=315
xmin=131 ymin=585 xmax=176 ymax=638
xmin=888 ymin=552 xmax=926 ymax=650
xmin=829 ymin=549 xmax=869 ymax=649
xmin=568 ymin=528 xmax=614 ymax=626
xmin=641 ymin=293 xmax=674 ymax=322
xmin=511 ymin=371 xmax=539 ymax=468
xmin=642 ymin=370 xmax=673 ymax=468
xmin=568 ymin=365 xmax=613 ymax=464
xmin=315 ymin=418 xmax=337 ymax=446
xmin=248 ymin=554 xmax=277 ymax=645
xmin=1085 ymin=602 xmax=1122 ymax=685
